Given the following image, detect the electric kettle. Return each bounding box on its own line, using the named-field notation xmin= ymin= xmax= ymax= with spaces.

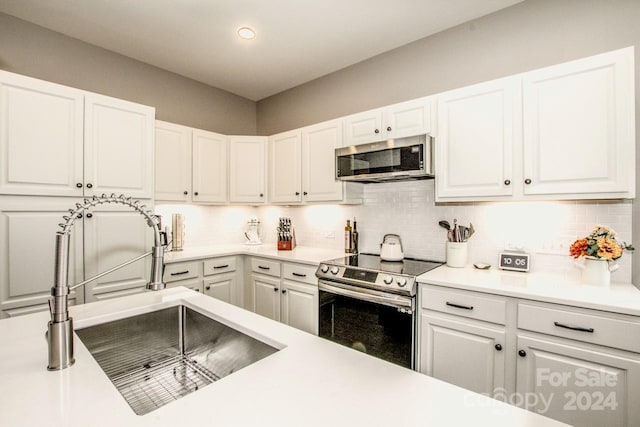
xmin=380 ymin=234 xmax=404 ymax=261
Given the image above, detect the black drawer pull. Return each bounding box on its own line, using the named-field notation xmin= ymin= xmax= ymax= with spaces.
xmin=292 ymin=272 xmax=307 ymax=278
xmin=554 ymin=322 xmax=594 ymax=333
xmin=213 ymin=264 xmax=229 ymax=269
xmin=446 ymin=302 xmax=474 ymax=310
xmin=258 ymin=266 xmax=270 ymax=270
xmin=170 ymin=270 xmax=190 ymax=276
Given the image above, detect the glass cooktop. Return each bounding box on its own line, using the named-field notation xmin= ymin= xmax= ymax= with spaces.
xmin=324 ymin=253 xmax=443 ymax=276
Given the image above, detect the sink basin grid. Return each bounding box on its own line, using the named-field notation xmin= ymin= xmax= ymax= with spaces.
xmin=76 ymin=305 xmax=279 ymax=415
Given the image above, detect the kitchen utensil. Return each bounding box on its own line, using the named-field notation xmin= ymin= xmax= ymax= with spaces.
xmin=171 ymin=214 xmax=184 ymax=251
xmin=380 ymin=234 xmax=404 ymax=261
xmin=438 ymin=220 xmax=451 ymax=230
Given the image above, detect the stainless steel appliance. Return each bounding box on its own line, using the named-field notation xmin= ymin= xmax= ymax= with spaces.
xmin=335 ymin=134 xmax=434 ymax=183
xmin=315 ymin=253 xmax=443 ymax=369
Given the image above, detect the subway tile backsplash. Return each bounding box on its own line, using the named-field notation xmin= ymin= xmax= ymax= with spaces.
xmin=156 ymin=180 xmax=633 ymax=283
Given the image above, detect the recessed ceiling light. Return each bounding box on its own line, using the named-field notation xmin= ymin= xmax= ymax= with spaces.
xmin=237 ymin=27 xmax=256 ymax=40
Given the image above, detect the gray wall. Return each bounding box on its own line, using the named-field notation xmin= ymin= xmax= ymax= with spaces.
xmin=257 ymin=0 xmax=640 ymax=286
xmin=0 ymin=13 xmax=257 ymax=135
xmin=256 ymin=0 xmax=640 ymax=135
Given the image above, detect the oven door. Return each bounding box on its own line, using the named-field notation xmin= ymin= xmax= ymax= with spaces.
xmin=318 ymin=280 xmax=415 ymax=369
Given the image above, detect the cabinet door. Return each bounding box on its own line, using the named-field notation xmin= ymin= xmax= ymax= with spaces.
xmin=229 ymin=136 xmax=266 ymax=203
xmin=302 ymin=120 xmax=343 ymax=202
xmin=192 ymin=129 xmax=228 ymax=203
xmin=84 ymin=93 xmax=155 ymax=199
xmin=155 ymin=121 xmax=191 ymax=202
xmin=268 ymin=130 xmax=301 ymax=203
xmin=203 ymin=272 xmax=237 ymax=305
xmin=83 ymin=205 xmax=152 ymax=303
xmin=420 ymin=312 xmax=506 ymax=396
xmin=383 ymin=97 xmax=432 ymax=139
xmin=251 ymin=274 xmax=280 ymax=321
xmin=516 ymin=334 xmax=640 ymax=427
xmin=0 ymin=197 xmax=83 ymax=318
xmin=342 ymin=109 xmax=383 ymax=146
xmin=436 ymin=77 xmax=517 ymax=200
xmin=281 ymin=280 xmax=318 ymax=335
xmin=0 ymin=72 xmax=84 ymax=197
xmin=522 ymin=48 xmax=635 ymax=197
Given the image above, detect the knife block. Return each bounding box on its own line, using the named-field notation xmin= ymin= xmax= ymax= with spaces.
xmin=277 ymin=228 xmax=296 ymax=251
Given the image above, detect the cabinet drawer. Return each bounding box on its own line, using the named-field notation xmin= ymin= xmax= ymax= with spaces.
xmin=164 ymin=261 xmax=199 ymax=283
xmin=421 ymin=286 xmax=506 ymax=325
xmin=282 ymin=263 xmax=317 ymax=285
xmin=203 ymin=257 xmax=237 ymax=276
xmin=518 ymin=303 xmax=640 ymax=353
xmin=250 ymin=258 xmax=281 ymax=277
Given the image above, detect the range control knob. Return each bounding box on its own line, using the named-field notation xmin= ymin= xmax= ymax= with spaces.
xmin=330 ymin=267 xmax=340 ymax=275
xmin=383 ymin=275 xmax=393 ymax=285
xmin=397 ymin=278 xmax=407 ymax=287
xmin=320 ymin=264 xmax=329 ymax=273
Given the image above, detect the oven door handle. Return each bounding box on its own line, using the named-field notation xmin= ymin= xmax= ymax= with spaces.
xmin=318 ymin=280 xmax=413 ymax=311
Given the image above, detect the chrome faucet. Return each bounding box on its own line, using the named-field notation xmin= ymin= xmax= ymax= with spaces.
xmin=47 ymin=194 xmax=167 ymax=371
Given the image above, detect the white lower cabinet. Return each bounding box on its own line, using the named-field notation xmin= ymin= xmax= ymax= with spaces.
xmin=515 ymin=334 xmax=640 ymax=427
xmin=249 ymin=258 xmax=319 ymax=334
xmin=420 ymin=312 xmax=505 ymax=396
xmin=419 ymin=283 xmax=640 ymax=427
xmin=203 ymin=273 xmax=235 ymax=303
xmin=251 ymin=274 xmax=281 ymax=321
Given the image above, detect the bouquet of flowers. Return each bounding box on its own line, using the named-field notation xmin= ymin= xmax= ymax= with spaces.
xmin=569 ymin=225 xmax=633 ymax=261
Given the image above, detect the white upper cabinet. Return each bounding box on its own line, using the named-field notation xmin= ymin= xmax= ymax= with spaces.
xmin=522 ymin=47 xmax=635 ymax=198
xmin=0 ymin=72 xmax=84 ymax=197
xmin=154 ymin=121 xmax=191 ymax=202
xmin=436 ymin=47 xmax=635 ymax=202
xmin=84 ymin=93 xmax=155 ymax=199
xmin=192 ymin=129 xmax=228 ymax=203
xmin=343 ymin=97 xmax=432 ymax=146
xmin=436 ymin=77 xmax=518 ymax=199
xmin=229 ymin=136 xmax=266 ymax=203
xmin=269 ymin=130 xmax=302 ymax=203
xmin=302 ymin=119 xmax=343 ymax=202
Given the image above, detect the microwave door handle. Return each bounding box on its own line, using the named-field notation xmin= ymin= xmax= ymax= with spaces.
xmin=318 ymin=281 xmax=412 ymax=311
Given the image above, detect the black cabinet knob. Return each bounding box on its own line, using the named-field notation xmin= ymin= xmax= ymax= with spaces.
xmin=86 ymin=213 xmax=93 ymax=218
xmin=518 ymin=349 xmax=527 ymax=357
xmin=282 ymin=289 xmax=286 ymax=294
xmin=274 ymin=288 xmax=279 ymax=292
xmin=495 ymin=344 xmax=502 ymax=351
xmin=303 ymin=191 xmax=308 ymax=196
xmin=86 ymin=183 xmax=93 ymax=189
xmin=183 ymin=191 xmax=188 ymax=195
xmin=386 ymin=126 xmax=392 ymax=132
xmin=205 ymin=285 xmax=211 ymax=291
xmin=374 ymin=129 xmax=380 ymax=134
xmin=77 ymin=213 xmax=83 ymax=219
xmin=194 ymin=191 xmax=199 ymax=196
xmin=76 ymin=183 xmax=83 ymax=188
xmin=259 ymin=193 xmax=264 ymax=197
xmin=524 ymin=179 xmax=532 ymax=185
xmin=295 ymin=192 xmax=300 ymax=196
xmin=504 ymin=179 xmax=511 ymax=186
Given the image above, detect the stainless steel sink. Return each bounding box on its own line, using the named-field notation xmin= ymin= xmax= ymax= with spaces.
xmin=76 ymin=305 xmax=279 ymax=415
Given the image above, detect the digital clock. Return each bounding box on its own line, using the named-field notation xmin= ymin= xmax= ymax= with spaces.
xmin=498 ymin=252 xmax=530 ymax=272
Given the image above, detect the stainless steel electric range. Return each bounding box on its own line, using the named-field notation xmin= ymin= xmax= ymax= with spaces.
xmin=315 ymin=253 xmax=443 ymax=369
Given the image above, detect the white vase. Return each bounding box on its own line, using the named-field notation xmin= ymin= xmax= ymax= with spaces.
xmin=446 ymin=242 xmax=468 ymax=268
xmin=575 ymin=257 xmax=619 ymax=287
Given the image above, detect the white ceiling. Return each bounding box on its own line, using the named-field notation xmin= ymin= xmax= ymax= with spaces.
xmin=0 ymin=0 xmax=523 ymax=101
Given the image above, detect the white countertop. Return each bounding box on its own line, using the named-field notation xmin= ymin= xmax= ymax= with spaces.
xmin=418 ymin=265 xmax=640 ymax=316
xmin=0 ymin=287 xmax=567 ymax=427
xmin=164 ymin=244 xmax=347 ymax=266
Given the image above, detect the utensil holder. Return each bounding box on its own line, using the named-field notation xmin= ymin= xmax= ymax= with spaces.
xmin=446 ymin=242 xmax=468 ymax=268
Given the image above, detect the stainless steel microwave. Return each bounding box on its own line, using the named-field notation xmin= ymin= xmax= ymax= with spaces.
xmin=335 ymin=134 xmax=434 ymax=183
